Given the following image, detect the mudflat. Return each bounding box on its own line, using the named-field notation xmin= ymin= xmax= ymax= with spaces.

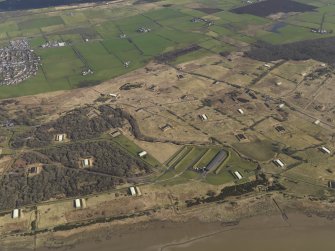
xmin=30 ymin=212 xmax=335 ymax=251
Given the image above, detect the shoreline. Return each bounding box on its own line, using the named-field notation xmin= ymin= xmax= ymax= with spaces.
xmin=2 ymin=192 xmax=335 ymax=251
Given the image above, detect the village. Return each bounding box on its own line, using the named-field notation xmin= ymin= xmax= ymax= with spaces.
xmin=0 ymin=39 xmax=39 ymax=86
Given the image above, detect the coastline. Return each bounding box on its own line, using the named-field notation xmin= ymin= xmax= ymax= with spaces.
xmin=2 ymin=192 xmax=335 ymax=251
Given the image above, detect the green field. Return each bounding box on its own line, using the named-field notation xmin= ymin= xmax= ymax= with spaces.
xmin=0 ymin=0 xmax=334 ymax=98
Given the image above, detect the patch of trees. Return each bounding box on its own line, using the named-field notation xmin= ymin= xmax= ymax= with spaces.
xmin=10 ymin=105 xmax=126 ymax=148
xmin=246 ymin=38 xmax=335 ymax=65
xmin=231 ymin=0 xmax=316 ymax=17
xmin=156 ymin=44 xmax=201 ymax=62
xmin=0 ymin=165 xmax=118 ymax=210
xmin=185 ymin=180 xmax=285 ymax=207
xmin=38 ymin=141 xmax=151 ymax=177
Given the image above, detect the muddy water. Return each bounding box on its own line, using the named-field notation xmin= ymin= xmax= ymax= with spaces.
xmin=34 ymin=212 xmax=335 ymax=251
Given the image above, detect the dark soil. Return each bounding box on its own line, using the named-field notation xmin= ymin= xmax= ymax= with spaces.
xmin=246 ymin=37 xmax=335 ymax=65
xmin=231 ymin=0 xmax=316 ymax=17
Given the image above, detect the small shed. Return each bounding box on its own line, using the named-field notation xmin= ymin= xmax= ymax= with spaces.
xmin=74 ymin=199 xmax=82 ymax=209
xmin=320 ymin=146 xmax=331 ymax=154
xmin=55 ymin=134 xmax=66 ymax=142
xmin=238 ymin=109 xmax=244 ymax=115
xmin=12 ymin=209 xmax=20 ymax=219
xmin=273 ymin=159 xmax=285 ymax=168
xmin=129 ymin=187 xmax=136 ymax=196
xmin=314 ymin=119 xmax=321 ymax=125
xmin=199 ymin=114 xmax=208 ymax=121
xmin=138 ymin=151 xmax=147 ymax=158
xmin=233 ymin=171 xmax=243 ymax=180
xmin=82 ymin=159 xmax=90 ymax=168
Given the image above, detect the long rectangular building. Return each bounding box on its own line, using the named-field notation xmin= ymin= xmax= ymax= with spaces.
xmin=206 ymin=150 xmax=228 ymax=171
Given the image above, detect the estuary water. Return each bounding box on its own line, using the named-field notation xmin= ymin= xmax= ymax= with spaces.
xmin=35 ymin=212 xmax=335 ymax=251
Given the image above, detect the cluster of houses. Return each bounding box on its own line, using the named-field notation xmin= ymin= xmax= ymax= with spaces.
xmin=82 ymin=68 xmax=94 ymax=76
xmin=0 ymin=39 xmax=40 ymax=86
xmin=190 ymin=17 xmax=214 ymax=26
xmin=40 ymin=41 xmax=66 ymax=48
xmin=137 ymin=27 xmax=151 ymax=33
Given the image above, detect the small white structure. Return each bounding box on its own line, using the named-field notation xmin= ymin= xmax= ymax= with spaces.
xmin=58 ymin=42 xmax=66 ymax=47
xmin=74 ymin=199 xmax=82 ymax=209
xmin=320 ymin=146 xmax=331 ymax=154
xmin=80 ymin=198 xmax=87 ymax=208
xmin=135 ymin=187 xmax=142 ymax=196
xmin=55 ymin=134 xmax=65 ymax=142
xmin=12 ymin=209 xmax=20 ymax=219
xmin=234 ymin=171 xmax=243 ymax=180
xmin=278 ymin=103 xmax=285 ymax=109
xmin=314 ymin=119 xmax=321 ymax=125
xmin=129 ymin=187 xmax=136 ymax=196
xmin=273 ymin=159 xmax=285 ymax=168
xmin=276 ymin=81 xmax=282 ymax=86
xmin=138 ymin=151 xmax=147 ymax=158
xmin=264 ymin=64 xmax=271 ymax=68
xmin=200 ymin=114 xmax=208 ymax=121
xmin=238 ymin=109 xmax=244 ymax=115
xmin=82 ymin=159 xmax=90 ymax=167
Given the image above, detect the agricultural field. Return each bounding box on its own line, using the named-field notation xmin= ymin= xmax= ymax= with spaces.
xmin=0 ymin=0 xmax=333 ymax=98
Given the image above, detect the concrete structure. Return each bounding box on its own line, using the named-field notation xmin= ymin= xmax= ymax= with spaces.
xmin=314 ymin=119 xmax=321 ymax=125
xmin=200 ymin=114 xmax=208 ymax=121
xmin=138 ymin=151 xmax=147 ymax=158
xmin=110 ymin=130 xmax=121 ymax=137
xmin=238 ymin=109 xmax=244 ymax=115
xmin=74 ymin=199 xmax=82 ymax=209
xmin=129 ymin=187 xmax=136 ymax=196
xmin=273 ymin=159 xmax=285 ymax=168
xmin=55 ymin=134 xmax=66 ymax=142
xmin=320 ymin=146 xmax=331 ymax=154
xmin=81 ymin=199 xmax=87 ymax=208
xmin=12 ymin=209 xmax=20 ymax=219
xmin=233 ymin=171 xmax=243 ymax=180
xmin=135 ymin=187 xmax=142 ymax=196
xmin=82 ymin=159 xmax=90 ymax=168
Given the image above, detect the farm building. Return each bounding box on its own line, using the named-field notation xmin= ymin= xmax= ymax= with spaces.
xmin=138 ymin=151 xmax=147 ymax=158
xmin=55 ymin=134 xmax=66 ymax=142
xmin=199 ymin=114 xmax=208 ymax=121
xmin=237 ymin=109 xmax=244 ymax=114
xmin=273 ymin=159 xmax=285 ymax=168
xmin=320 ymin=146 xmax=331 ymax=154
xmin=233 ymin=171 xmax=243 ymax=180
xmin=129 ymin=187 xmax=136 ymax=196
xmin=12 ymin=209 xmax=20 ymax=219
xmin=206 ymin=150 xmax=228 ymax=171
xmin=129 ymin=186 xmax=142 ymax=196
xmin=81 ymin=158 xmax=92 ymax=168
xmin=74 ymin=199 xmax=82 ymax=209
xmin=278 ymin=103 xmax=285 ymax=109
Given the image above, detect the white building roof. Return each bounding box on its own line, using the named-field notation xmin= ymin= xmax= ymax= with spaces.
xmin=238 ymin=109 xmax=244 ymax=114
xmin=74 ymin=199 xmax=81 ymax=208
xmin=129 ymin=187 xmax=136 ymax=196
xmin=12 ymin=209 xmax=19 ymax=219
xmin=274 ymin=159 xmax=285 ymax=167
xmin=234 ymin=171 xmax=243 ymax=180
xmin=138 ymin=151 xmax=147 ymax=157
xmin=321 ymin=146 xmax=331 ymax=154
